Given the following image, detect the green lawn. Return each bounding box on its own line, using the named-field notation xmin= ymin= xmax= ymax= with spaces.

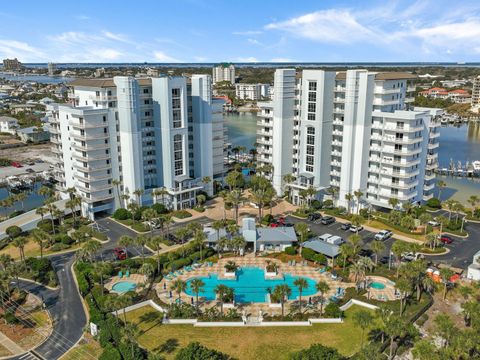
xmin=125 ymin=305 xmax=377 ymax=359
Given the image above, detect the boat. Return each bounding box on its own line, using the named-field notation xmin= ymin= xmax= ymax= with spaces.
xmin=473 ymin=161 xmax=480 ymax=172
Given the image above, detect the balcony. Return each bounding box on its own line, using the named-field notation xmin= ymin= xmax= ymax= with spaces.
xmin=256 ymin=137 xmax=272 ymax=146
xmin=333 ymin=108 xmax=345 ymax=114
xmin=72 ymin=153 xmax=111 ymax=162
xmin=256 ymin=129 xmax=272 ymax=137
xmin=82 ymin=193 xmax=114 ymax=203
xmin=333 ymin=119 xmax=343 ymax=126
xmin=382 ymin=136 xmax=423 ymax=145
xmin=425 ymin=172 xmax=436 ymax=181
xmin=72 ymin=143 xmax=110 ymax=151
xmin=380 ymin=180 xmax=419 ymax=190
xmin=73 ymin=163 xmax=112 ymax=172
xmin=75 ymin=182 xmax=113 ymax=193
xmin=374 ymin=88 xmax=401 ymax=95
xmin=383 ymin=147 xmax=423 ymax=156
xmin=69 ymin=120 xmax=108 ymax=129
xmin=71 ymin=132 xmax=109 ymax=141
xmin=50 ymin=136 xmax=61 ymax=144
xmin=384 ymin=125 xmax=424 ymax=132
xmin=373 ymin=98 xmax=400 ymax=106
xmin=378 ymin=191 xmax=417 ymax=201
xmin=428 ymin=142 xmax=439 ymax=150
xmin=381 ymin=158 xmax=421 ymax=167
xmin=429 ymin=132 xmax=440 ymax=138
xmin=51 ymin=146 xmax=63 ymax=154
xmin=380 ymin=169 xmax=420 ymax=178
xmin=334 ymin=97 xmax=345 ymax=103
xmin=424 ymin=183 xmax=435 ymax=191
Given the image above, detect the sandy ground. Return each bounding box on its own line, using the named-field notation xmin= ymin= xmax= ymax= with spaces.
xmin=0 ymin=143 xmax=55 ymax=164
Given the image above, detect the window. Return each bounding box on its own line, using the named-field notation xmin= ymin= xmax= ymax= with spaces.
xmin=172 ymin=88 xmax=182 ymax=128
xmin=307 ymin=127 xmax=315 ymax=135
xmin=308 ymin=92 xmax=316 ymax=102
xmin=143 ymin=88 xmax=149 ymax=94
xmin=307 ymin=113 xmax=315 ymax=121
xmin=145 ymin=111 xmax=151 ymax=117
xmin=173 ymin=134 xmax=184 ymax=176
xmin=308 ymin=103 xmax=316 ymax=113
xmin=308 ymin=81 xmax=317 ymax=91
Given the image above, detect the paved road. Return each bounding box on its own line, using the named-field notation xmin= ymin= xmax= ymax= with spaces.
xmin=286 ymin=213 xmax=480 ymax=270
xmin=9 ymin=252 xmax=86 ymax=360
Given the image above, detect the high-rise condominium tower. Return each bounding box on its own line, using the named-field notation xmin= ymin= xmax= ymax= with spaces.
xmin=48 ymin=75 xmax=225 ymax=219
xmin=257 ymin=69 xmax=441 ymax=211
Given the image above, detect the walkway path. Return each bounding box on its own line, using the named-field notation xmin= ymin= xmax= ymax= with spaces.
xmin=0 ymin=199 xmax=74 ymax=240
xmin=0 ymin=331 xmax=24 ymax=355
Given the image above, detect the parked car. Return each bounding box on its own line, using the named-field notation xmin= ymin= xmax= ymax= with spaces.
xmin=359 ymin=249 xmax=373 ymax=258
xmin=379 ymin=256 xmax=390 ymax=265
xmin=340 ymin=223 xmax=351 ymax=231
xmin=113 ymin=247 xmax=127 ymax=260
xmin=318 ymin=233 xmax=333 ymax=242
xmin=25 ymin=168 xmax=35 ymax=173
xmin=325 ymin=235 xmax=344 ymax=245
xmin=321 ymin=216 xmax=335 ymax=225
xmin=374 ymin=230 xmax=393 ymax=241
xmin=308 ymin=213 xmax=321 ymax=222
xmin=401 ymin=252 xmax=424 ymax=262
xmin=349 ymin=225 xmax=364 ymax=233
xmin=438 ymin=234 xmax=454 ymax=244
xmin=26 ymin=161 xmax=35 ymax=166
xmin=270 ymin=222 xmax=280 ymax=228
xmin=284 ymin=222 xmax=295 ymax=227
xmin=12 ymin=162 xmax=23 ymax=168
xmin=428 ymin=220 xmax=440 ymax=227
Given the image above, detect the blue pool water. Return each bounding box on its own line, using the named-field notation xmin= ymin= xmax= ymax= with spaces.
xmin=185 ymin=267 xmax=317 ymax=303
xmin=112 ymin=281 xmax=137 ymax=293
xmin=369 ymin=282 xmax=386 ymax=290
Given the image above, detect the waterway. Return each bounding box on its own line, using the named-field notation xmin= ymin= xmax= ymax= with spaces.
xmin=0 ymin=73 xmax=74 ymax=84
xmin=0 ymin=182 xmax=46 ymax=217
xmin=224 ymin=112 xmax=480 ymax=204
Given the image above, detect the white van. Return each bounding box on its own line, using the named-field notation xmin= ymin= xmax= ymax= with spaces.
xmin=318 ymin=233 xmax=333 ymax=242
xmin=326 ymin=235 xmax=344 ymax=245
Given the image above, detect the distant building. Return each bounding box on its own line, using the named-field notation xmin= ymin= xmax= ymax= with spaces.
xmin=0 ymin=116 xmax=18 ymax=134
xmin=235 ymin=83 xmax=270 ymax=100
xmin=94 ymin=68 xmax=106 ymax=78
xmin=440 ymin=79 xmax=468 ymax=88
xmin=10 ymin=103 xmax=36 ymax=115
xmin=212 ymin=63 xmax=235 ymax=84
xmin=146 ymin=68 xmax=160 ymax=77
xmin=2 ymin=58 xmax=22 ymax=71
xmin=467 ymin=250 xmax=480 ymax=281
xmin=48 ymin=62 xmax=57 ymax=76
xmin=419 ymin=87 xmax=471 ymax=103
xmin=472 ymin=76 xmax=480 ymax=107
xmin=16 ymin=126 xmax=50 ymax=143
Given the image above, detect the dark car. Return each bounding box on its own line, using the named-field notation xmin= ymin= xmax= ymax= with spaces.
xmin=359 ymin=249 xmax=373 ymax=258
xmin=341 ymin=223 xmax=351 ymax=231
xmin=25 ymin=168 xmax=35 ymax=173
xmin=284 ymin=222 xmax=295 ymax=227
xmin=321 ymin=216 xmax=335 ymax=225
xmin=439 ymin=235 xmax=454 ymax=244
xmin=308 ymin=213 xmax=321 ymax=222
xmin=113 ymin=247 xmax=127 ymax=260
xmin=379 ymin=256 xmax=390 ymax=265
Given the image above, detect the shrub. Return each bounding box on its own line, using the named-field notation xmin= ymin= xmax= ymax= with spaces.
xmin=173 ymin=210 xmax=192 ymax=219
xmin=50 ymin=243 xmax=70 ymax=251
xmin=324 ymin=302 xmax=343 ymax=318
xmin=53 ymin=233 xmax=74 ymax=245
xmin=98 ymin=344 xmax=122 ymax=360
xmin=474 ymin=208 xmax=480 ymax=218
xmin=290 ymin=344 xmax=346 ymax=360
xmin=426 ymin=198 xmax=441 ymax=209
xmin=262 ymin=214 xmax=275 ymax=225
xmin=176 ymin=342 xmax=233 ymax=360
xmin=311 ymin=200 xmax=323 ymax=210
xmin=36 ymin=219 xmax=53 ymax=233
xmin=9 ymin=210 xmax=24 ymax=218
xmin=193 ymin=206 xmax=205 ymax=213
xmin=131 ymin=222 xmax=149 ymax=232
xmin=151 ymin=203 xmax=168 ymax=214
xmin=301 ymin=247 xmax=317 ymax=261
xmin=6 ymin=225 xmax=22 ymax=239
xmin=112 ymin=208 xmax=131 ymax=220
xmin=284 ymin=246 xmax=297 ymax=256
xmin=323 ymin=199 xmax=334 ymax=208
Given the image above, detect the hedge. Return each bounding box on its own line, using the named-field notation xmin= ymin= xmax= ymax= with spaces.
xmin=284 ymin=246 xmax=297 ymax=256
xmin=426 ymin=198 xmax=441 ymax=209
xmin=112 ymin=208 xmax=131 ymax=220
xmin=173 ymin=210 xmax=192 ymax=219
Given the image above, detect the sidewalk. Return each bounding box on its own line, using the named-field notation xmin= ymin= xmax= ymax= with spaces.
xmin=0 ymin=331 xmax=24 ymax=356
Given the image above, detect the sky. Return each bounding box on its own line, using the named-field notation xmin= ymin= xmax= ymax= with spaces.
xmin=1 ymin=0 xmax=480 ymax=63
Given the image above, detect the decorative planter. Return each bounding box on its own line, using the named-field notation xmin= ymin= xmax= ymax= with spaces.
xmin=224 ymin=271 xmax=236 ymax=278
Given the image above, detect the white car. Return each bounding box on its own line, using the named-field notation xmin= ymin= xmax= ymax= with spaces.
xmin=349 ymin=225 xmax=364 ymax=233
xmin=374 ymin=230 xmax=393 ymax=241
xmin=428 ymin=220 xmax=440 ymax=227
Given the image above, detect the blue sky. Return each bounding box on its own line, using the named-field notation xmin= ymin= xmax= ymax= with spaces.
xmin=1 ymin=0 xmax=480 ymax=63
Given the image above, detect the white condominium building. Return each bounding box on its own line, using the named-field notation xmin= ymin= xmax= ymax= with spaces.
xmin=235 ymin=83 xmax=271 ymax=100
xmin=257 ymin=69 xmax=441 ymax=210
xmin=212 ymin=63 xmax=235 ymax=84
xmin=472 ymin=76 xmax=480 ymax=107
xmin=48 ymin=75 xmax=224 ymax=219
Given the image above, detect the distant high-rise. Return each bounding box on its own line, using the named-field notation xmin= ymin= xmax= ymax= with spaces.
xmin=48 ymin=62 xmax=57 ymax=76
xmin=212 ymin=63 xmax=235 ymax=84
xmin=472 ymin=76 xmax=480 ymax=107
xmin=257 ymin=69 xmax=441 ymax=211
xmin=2 ymin=58 xmax=22 ymax=71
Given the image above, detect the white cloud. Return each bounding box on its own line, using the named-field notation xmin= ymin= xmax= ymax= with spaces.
xmin=75 ymin=15 xmax=91 ymax=20
xmin=153 ymin=51 xmax=180 ymax=62
xmin=236 ymin=57 xmax=258 ymax=62
xmin=232 ymin=30 xmax=262 ymax=36
xmin=193 ymin=56 xmax=208 ymax=62
xmin=265 ymin=9 xmax=379 ymax=43
xmin=101 ymin=31 xmax=131 ymax=44
xmin=0 ymin=39 xmax=46 ymax=61
xmin=247 ymin=38 xmax=263 ymax=46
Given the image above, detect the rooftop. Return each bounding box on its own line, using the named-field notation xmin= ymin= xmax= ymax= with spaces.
xmin=68 ymin=78 xmax=153 ymax=88
xmin=303 ymin=239 xmax=340 ymax=258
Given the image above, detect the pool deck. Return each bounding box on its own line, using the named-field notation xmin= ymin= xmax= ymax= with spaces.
xmin=105 ymin=274 xmax=147 ymax=294
xmin=365 ymin=276 xmax=397 ymax=301
xmin=156 ymin=257 xmax=355 ymax=315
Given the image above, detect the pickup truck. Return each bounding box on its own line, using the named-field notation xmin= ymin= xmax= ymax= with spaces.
xmin=374 ymin=230 xmax=393 ymax=241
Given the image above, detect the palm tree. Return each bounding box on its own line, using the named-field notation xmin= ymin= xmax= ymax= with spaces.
xmin=315 ymin=281 xmax=330 ymax=315
xmin=148 ymin=236 xmax=164 ymax=274
xmin=190 ymin=278 xmax=205 ymax=314
xmin=142 ymin=208 xmax=158 ymax=235
xmin=93 ymin=262 xmax=110 ymax=295
xmin=31 ymin=228 xmax=49 ymax=259
xmin=385 ymin=314 xmax=405 ymax=359
xmin=118 ymin=293 xmax=133 ymax=324
xmin=419 ymin=213 xmax=432 ymax=235
xmin=350 ymin=262 xmax=365 ymax=284
xmin=388 ymin=197 xmax=399 ymax=210
xmin=439 ymin=268 xmax=454 ymax=300
xmin=12 ymin=236 xmax=27 ymax=262
xmin=119 ymin=235 xmax=133 ymax=258
xmin=353 ymin=190 xmax=363 ymax=214
xmin=437 ymin=180 xmax=446 ymax=200
xmin=211 ymin=220 xmax=224 ymax=243
xmin=369 ymin=240 xmax=385 ymax=265
xmin=395 ymin=277 xmax=411 ymax=315
xmin=82 ymin=240 xmax=101 ymax=262
xmin=15 ymin=192 xmax=27 ymax=211
xmin=425 ymin=232 xmax=439 ymax=250
xmin=44 ymin=199 xmax=58 ymax=234
xmin=353 ymin=310 xmax=374 ymax=349
xmin=293 ymin=277 xmax=308 ymax=313
xmin=133 ymin=188 xmax=145 ymax=205
xmin=226 ymin=190 xmax=244 ymax=223
xmin=192 ymin=230 xmax=206 ymax=261
xmin=214 ymin=284 xmax=232 ymax=315
xmin=347 ymin=233 xmax=363 ymax=259
xmin=339 ymin=243 xmax=354 ymax=270
xmin=467 ymin=195 xmax=479 ymax=211
xmin=282 ymin=173 xmax=296 ymax=200
xmin=65 ymin=196 xmax=81 ymax=227
xmin=345 ymin=193 xmax=354 ymax=214
xmin=139 ymin=263 xmax=155 ymax=285
xmin=391 ymin=240 xmax=409 ymax=277
xmin=38 ymin=185 xmax=54 ymax=199
xmin=273 ymin=284 xmax=291 ymax=317
xmin=294 ymin=222 xmax=309 ymax=243
xmin=134 ymin=235 xmax=148 ymax=263
xmin=231 ymin=235 xmax=246 ymax=255
xmin=35 ymin=207 xmax=47 ymax=221
xmin=170 ymin=279 xmax=186 ymax=304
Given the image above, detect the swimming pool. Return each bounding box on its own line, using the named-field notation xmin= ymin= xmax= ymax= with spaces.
xmin=369 ymin=281 xmax=386 ymax=290
xmin=185 ymin=267 xmax=317 ymax=303
xmin=112 ymin=281 xmax=137 ymax=293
